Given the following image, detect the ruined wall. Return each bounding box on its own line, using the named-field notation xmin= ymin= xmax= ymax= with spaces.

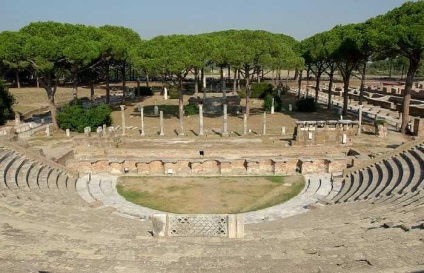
xmin=67 ymin=157 xmax=348 ymax=176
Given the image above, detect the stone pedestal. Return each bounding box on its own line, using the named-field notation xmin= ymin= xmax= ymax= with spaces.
xmin=66 ymin=129 xmax=70 ymax=137
xmin=288 ymin=104 xmax=293 ymax=112
xmin=271 ymin=98 xmax=275 ymax=114
xmin=163 ymin=87 xmax=168 ymax=100
xmin=102 ymin=124 xmax=107 ymax=137
xmin=140 ymin=106 xmax=145 ymax=136
xmin=159 ymin=111 xmax=165 ymax=136
xmin=154 ymin=105 xmax=159 ymax=116
xmin=45 ymin=125 xmax=51 ymax=137
xmin=14 ymin=112 xmax=21 ymax=125
xmin=413 ymin=118 xmax=424 ymax=137
xmin=262 ymin=112 xmax=266 ymax=135
xmin=222 ymin=104 xmax=228 ymax=136
xmin=84 ymin=127 xmax=91 ymax=137
xmin=357 ymin=105 xmax=363 ymax=135
xmin=120 ymin=105 xmax=126 ymax=135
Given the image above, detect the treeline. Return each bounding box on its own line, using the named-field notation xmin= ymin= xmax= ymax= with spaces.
xmin=298 ymin=1 xmax=423 ymax=132
xmin=0 ymin=1 xmax=422 ymax=133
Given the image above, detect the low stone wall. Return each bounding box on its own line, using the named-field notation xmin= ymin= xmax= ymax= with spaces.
xmin=292 ymin=120 xmax=358 ymax=147
xmin=66 ymin=156 xmax=349 ymax=176
xmin=151 ymin=214 xmax=244 ymax=238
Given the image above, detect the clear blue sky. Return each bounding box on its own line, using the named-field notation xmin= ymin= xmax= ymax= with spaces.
xmin=0 ymin=0 xmax=412 ymax=41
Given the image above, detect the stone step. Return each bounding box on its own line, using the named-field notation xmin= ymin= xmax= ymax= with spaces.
xmin=347 ymin=167 xmax=370 ymax=202
xmin=75 ymin=175 xmax=99 ymax=205
xmin=358 ymin=165 xmax=381 ymax=201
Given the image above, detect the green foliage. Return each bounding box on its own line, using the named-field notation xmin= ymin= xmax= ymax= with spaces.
xmin=0 ymin=81 xmax=15 ymax=125
xmin=57 ymin=101 xmax=112 ymax=132
xmin=135 ymin=86 xmax=154 ymax=96
xmin=295 ymin=97 xmax=317 ymax=112
xmin=263 ymin=94 xmax=282 ymax=112
xmin=251 ymin=82 xmax=273 ymax=99
xmin=184 ymin=104 xmax=198 ymax=116
xmin=168 ymin=87 xmax=179 ymax=99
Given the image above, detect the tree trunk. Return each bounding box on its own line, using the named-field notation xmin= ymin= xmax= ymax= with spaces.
xmin=90 ymin=82 xmax=95 ymax=101
xmin=232 ymin=69 xmax=237 ymax=94
xmin=72 ymin=75 xmax=78 ymax=100
xmin=220 ymin=66 xmax=227 ymax=99
xmin=194 ymin=68 xmax=199 ymax=96
xmin=136 ymin=75 xmax=140 ymax=89
xmin=145 ymin=73 xmax=150 ymax=87
xmin=227 ymin=65 xmax=231 ymax=80
xmin=342 ymin=76 xmax=350 ymax=116
xmin=286 ymin=70 xmax=289 ymax=86
xmin=400 ymin=56 xmax=420 ymax=133
xmin=220 ymin=66 xmax=224 ymax=93
xmin=315 ymin=72 xmax=321 ymax=102
xmin=245 ymin=66 xmax=251 ymax=116
xmin=306 ymin=66 xmax=310 ymax=96
xmin=122 ymin=63 xmax=126 ymax=102
xmin=16 ymin=70 xmax=21 ymax=89
xmin=48 ymin=94 xmax=58 ymax=129
xmin=237 ymin=70 xmax=241 ymax=92
xmin=294 ymin=68 xmax=299 ymax=81
xmin=359 ymin=61 xmax=367 ymax=105
xmin=297 ymin=69 xmax=303 ymax=98
xmin=35 ymin=72 xmax=40 ymax=88
xmin=178 ymin=76 xmax=184 ymax=135
xmin=327 ymin=65 xmax=335 ymax=109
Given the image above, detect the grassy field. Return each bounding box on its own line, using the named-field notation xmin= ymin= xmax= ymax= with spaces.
xmin=116 ymin=175 xmax=305 ymax=214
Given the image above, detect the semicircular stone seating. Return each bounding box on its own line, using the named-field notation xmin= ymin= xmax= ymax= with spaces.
xmin=0 ymin=141 xmax=424 ymax=272
xmin=0 ymin=146 xmax=86 ymax=206
xmin=325 ymin=141 xmax=424 ymax=228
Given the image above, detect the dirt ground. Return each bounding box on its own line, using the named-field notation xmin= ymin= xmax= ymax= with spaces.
xmin=117 ymin=175 xmax=303 ymax=214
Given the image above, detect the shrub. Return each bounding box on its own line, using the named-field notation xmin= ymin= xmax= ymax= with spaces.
xmin=0 ymin=81 xmax=15 ymax=125
xmin=295 ymin=97 xmax=317 ymax=112
xmin=184 ymin=104 xmax=198 ymax=116
xmin=238 ymin=82 xmax=273 ymax=99
xmin=263 ymin=94 xmax=282 ymax=112
xmin=168 ymin=88 xmax=179 ymax=99
xmin=57 ymin=101 xmax=112 ymax=132
xmin=251 ymin=82 xmax=273 ymax=98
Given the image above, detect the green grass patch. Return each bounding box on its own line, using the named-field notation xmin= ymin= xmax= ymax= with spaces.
xmin=116 ymin=175 xmax=305 ymax=213
xmin=248 ymin=177 xmax=305 ymax=212
xmin=264 ymin=176 xmax=285 ymax=184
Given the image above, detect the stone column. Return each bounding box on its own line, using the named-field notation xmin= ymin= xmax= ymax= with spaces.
xmin=140 ymin=106 xmax=145 ymax=136
xmin=271 ymin=98 xmax=275 ymax=114
xmin=120 ymin=105 xmax=126 ymax=135
xmin=179 ymin=106 xmax=184 ymax=136
xmin=357 ymin=105 xmax=363 ymax=135
xmin=14 ymin=112 xmax=21 ymax=125
xmin=45 ymin=125 xmax=51 ymax=137
xmin=159 ymin=111 xmax=164 ymax=136
xmin=102 ymin=124 xmax=107 ymax=137
xmin=262 ymin=112 xmax=266 ymax=135
xmin=288 ymin=104 xmax=293 ymax=112
xmin=222 ymin=104 xmax=228 ymax=136
xmin=281 ymin=126 xmax=286 ymax=135
xmin=163 ymin=87 xmax=168 ymax=100
xmin=243 ymin=114 xmax=247 ymax=135
xmin=66 ymin=129 xmax=70 ymax=137
xmin=199 ymin=104 xmax=204 ymax=136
